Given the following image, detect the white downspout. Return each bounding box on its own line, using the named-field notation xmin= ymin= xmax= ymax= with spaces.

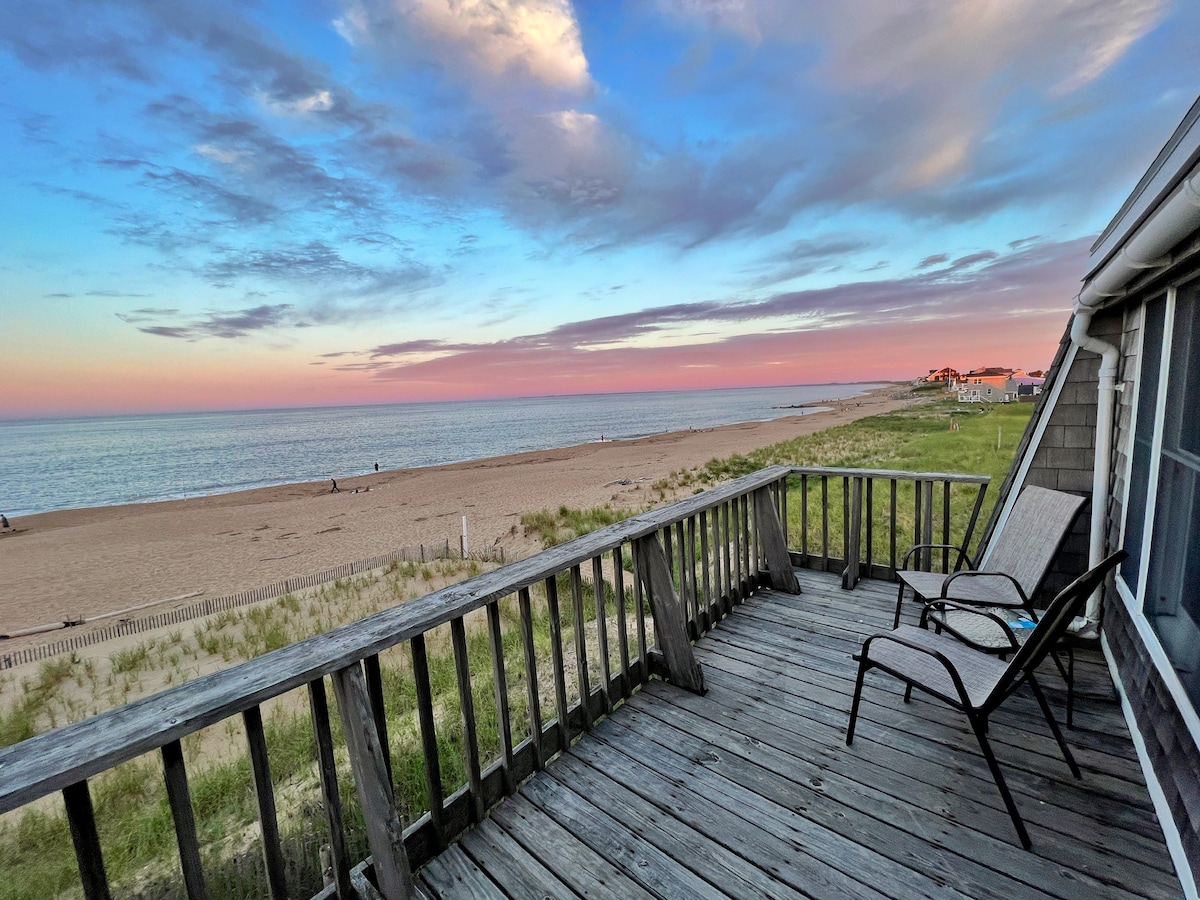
xmin=1069 ymin=308 xmax=1120 ymax=625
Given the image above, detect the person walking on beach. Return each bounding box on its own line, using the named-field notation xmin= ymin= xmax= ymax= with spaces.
xmin=330 ymin=479 xmax=340 ymax=493
xmin=374 ymin=462 xmax=379 ymax=472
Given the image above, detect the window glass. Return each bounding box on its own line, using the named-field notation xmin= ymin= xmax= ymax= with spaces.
xmin=1145 ymin=282 xmax=1200 ymax=707
xmin=1122 ymin=297 xmax=1165 ymax=587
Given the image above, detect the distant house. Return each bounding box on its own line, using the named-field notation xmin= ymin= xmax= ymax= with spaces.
xmin=957 ymin=379 xmax=1019 ymax=403
xmin=1012 ymin=375 xmax=1045 ymax=401
xmin=995 ymin=94 xmax=1200 ymax=892
xmin=954 ymin=366 xmax=1016 ymax=390
xmin=926 ymin=366 xmax=961 ymax=383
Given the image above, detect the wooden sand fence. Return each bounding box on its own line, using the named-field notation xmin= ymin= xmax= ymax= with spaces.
xmin=1 ymin=542 xmax=506 ymax=670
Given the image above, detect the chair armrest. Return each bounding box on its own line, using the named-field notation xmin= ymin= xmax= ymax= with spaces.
xmin=919 ymin=601 xmax=1021 ymax=651
xmin=861 ymin=632 xmax=973 ymax=707
xmin=899 ymin=543 xmax=976 ymax=572
xmin=940 ymin=570 xmax=1029 ymax=607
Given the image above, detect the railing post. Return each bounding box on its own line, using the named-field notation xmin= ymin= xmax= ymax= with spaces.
xmin=633 ymin=534 xmax=705 ymax=694
xmin=752 ymin=487 xmax=800 ymax=594
xmin=331 ymin=662 xmax=415 ymax=899
xmin=841 ymin=477 xmax=863 ymax=590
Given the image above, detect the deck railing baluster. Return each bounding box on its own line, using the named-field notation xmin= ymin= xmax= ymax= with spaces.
xmin=516 ymin=588 xmax=544 ymax=771
xmin=569 ymin=565 xmax=593 ymax=731
xmin=923 ymin=481 xmax=935 ymax=570
xmin=742 ymin=495 xmax=752 ymax=594
xmin=865 ymin=477 xmax=875 ymax=577
xmin=699 ymin=510 xmax=712 ymax=628
xmin=410 ymin=635 xmax=446 ymax=841
xmin=721 ymin=501 xmax=733 ymax=607
xmin=63 ymin=780 xmax=111 ymax=900
xmin=544 ymin=576 xmax=571 ymax=754
xmin=943 ymin=481 xmax=952 ymax=573
xmin=611 ymin=548 xmax=631 ymax=698
xmin=842 ymin=475 xmax=850 ymax=570
xmin=242 ymin=705 xmax=289 ymax=900
xmin=449 ymin=616 xmax=485 ymax=823
xmin=592 ymin=556 xmax=612 ymax=714
xmin=800 ymin=474 xmax=809 ymax=565
xmin=820 ymin=476 xmax=830 ymax=571
xmin=889 ymin=478 xmax=899 ymax=575
xmin=308 ymin=678 xmax=353 ymax=898
xmin=161 ymin=740 xmax=210 ymax=900
xmin=632 ymin=542 xmax=648 ymax=675
xmin=673 ymin=520 xmax=692 ymax=635
xmin=363 ymin=654 xmax=392 ymax=787
xmin=485 ymin=599 xmax=515 ymax=793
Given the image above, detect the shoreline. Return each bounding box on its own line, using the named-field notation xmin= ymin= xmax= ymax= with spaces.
xmin=1 ymin=384 xmax=918 ymax=640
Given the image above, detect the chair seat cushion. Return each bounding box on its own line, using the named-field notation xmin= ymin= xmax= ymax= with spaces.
xmin=898 ymin=570 xmax=1026 ymax=607
xmin=926 ymin=607 xmax=1041 ymax=651
xmin=866 ymin=625 xmax=1010 ymax=707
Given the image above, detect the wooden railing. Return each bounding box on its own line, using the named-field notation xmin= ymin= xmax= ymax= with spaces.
xmin=0 ymin=465 xmax=988 ymax=899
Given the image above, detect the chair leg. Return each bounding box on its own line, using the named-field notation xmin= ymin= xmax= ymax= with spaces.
xmin=1028 ymin=675 xmax=1081 ymax=779
xmin=893 ymin=583 xmax=906 ymax=629
xmin=1047 ymin=646 xmax=1076 ymax=728
xmin=968 ymin=712 xmax=1032 ymax=851
xmin=846 ymin=656 xmax=871 ymax=744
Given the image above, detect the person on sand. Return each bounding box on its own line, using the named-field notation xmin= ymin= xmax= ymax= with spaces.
xmin=1 ymin=513 xmax=9 ymax=529
xmin=330 ymin=479 xmax=340 ymax=493
xmin=374 ymin=462 xmax=379 ymax=472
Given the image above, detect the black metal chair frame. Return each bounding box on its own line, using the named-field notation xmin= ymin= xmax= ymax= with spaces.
xmin=846 ymin=550 xmax=1126 ymax=850
xmin=891 ymin=486 xmax=1087 ymax=630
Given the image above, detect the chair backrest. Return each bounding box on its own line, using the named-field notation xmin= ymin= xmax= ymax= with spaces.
xmin=987 ymin=549 xmax=1127 ymax=709
xmin=982 ymin=486 xmax=1087 ymax=600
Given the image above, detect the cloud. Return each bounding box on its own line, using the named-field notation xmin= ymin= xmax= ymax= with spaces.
xmin=337 ymin=0 xmax=592 ymax=101
xmin=327 ymin=237 xmax=1089 ymax=379
xmin=119 ymin=303 xmax=297 ymax=340
xmin=200 ymin=241 xmax=436 ymax=296
xmin=654 ymin=0 xmax=1171 ymax=210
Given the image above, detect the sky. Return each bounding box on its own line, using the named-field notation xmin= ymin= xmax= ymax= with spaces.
xmin=2 ymin=0 xmax=1198 ymax=418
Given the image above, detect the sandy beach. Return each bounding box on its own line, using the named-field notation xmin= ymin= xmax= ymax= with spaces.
xmin=0 ymin=385 xmax=914 ymax=647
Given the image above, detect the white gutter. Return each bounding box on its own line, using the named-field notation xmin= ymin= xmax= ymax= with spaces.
xmin=1070 ymin=164 xmax=1200 ymax=623
xmin=1068 ymin=309 xmax=1119 ymax=623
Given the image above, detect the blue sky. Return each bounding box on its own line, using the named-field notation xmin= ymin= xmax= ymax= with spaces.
xmin=2 ymin=0 xmax=1197 ymax=416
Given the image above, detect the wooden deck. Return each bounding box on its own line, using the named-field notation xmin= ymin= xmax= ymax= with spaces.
xmin=414 ymin=569 xmax=1181 ymax=899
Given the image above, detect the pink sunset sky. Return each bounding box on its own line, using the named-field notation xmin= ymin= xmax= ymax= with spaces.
xmin=3 ymin=2 xmax=1197 ymax=418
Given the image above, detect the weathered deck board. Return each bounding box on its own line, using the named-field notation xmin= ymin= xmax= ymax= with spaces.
xmin=415 ymin=570 xmax=1181 ymax=899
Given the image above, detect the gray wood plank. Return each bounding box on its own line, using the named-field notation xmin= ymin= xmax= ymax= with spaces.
xmin=547 ymin=752 xmax=810 ymax=900
xmin=419 ymin=843 xmax=506 ymax=899
xmin=519 ymin=768 xmax=732 ymax=900
xmin=488 ymin=793 xmax=657 ymax=900
xmin=458 ymin=819 xmax=583 ymax=899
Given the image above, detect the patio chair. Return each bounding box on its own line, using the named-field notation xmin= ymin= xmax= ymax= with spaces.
xmin=845 ymin=550 xmax=1126 ymax=850
xmin=891 ymin=485 xmax=1087 ymax=630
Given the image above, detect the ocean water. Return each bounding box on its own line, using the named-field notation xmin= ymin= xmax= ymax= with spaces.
xmin=0 ymin=383 xmax=887 ymax=517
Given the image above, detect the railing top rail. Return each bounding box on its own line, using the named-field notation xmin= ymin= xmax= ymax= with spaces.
xmin=0 ymin=465 xmax=794 ymax=812
xmin=786 ymin=466 xmax=990 ymax=484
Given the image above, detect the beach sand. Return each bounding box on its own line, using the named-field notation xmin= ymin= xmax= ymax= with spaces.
xmin=0 ymin=385 xmax=916 ymax=647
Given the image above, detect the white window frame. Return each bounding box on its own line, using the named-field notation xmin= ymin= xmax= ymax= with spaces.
xmin=1114 ymin=285 xmax=1200 ymax=750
